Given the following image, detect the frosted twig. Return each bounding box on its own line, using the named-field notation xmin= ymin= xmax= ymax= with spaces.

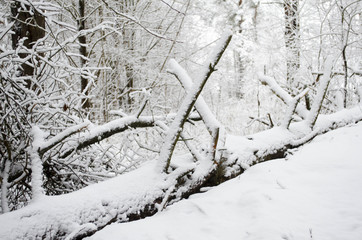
xmin=101 ymin=0 xmax=179 ymax=42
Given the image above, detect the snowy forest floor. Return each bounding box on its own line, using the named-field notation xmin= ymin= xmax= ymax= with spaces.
xmin=88 ymin=122 xmax=362 ymax=240
xmin=1 ymin=116 xmax=362 ymax=239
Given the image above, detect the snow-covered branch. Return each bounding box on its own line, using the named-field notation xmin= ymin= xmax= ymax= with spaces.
xmin=59 ymin=116 xmax=158 ymax=159
xmin=28 ymin=126 xmax=46 ymax=200
xmin=1 ymin=103 xmax=362 ymax=239
xmin=167 ymin=59 xmax=226 ymax=161
xmin=158 ymin=31 xmax=232 ymax=173
xmin=281 ymin=88 xmax=310 ymax=129
xmin=1 ymin=160 xmax=10 ymax=213
xmin=258 ymin=73 xmax=309 ymax=119
xmin=307 ymin=58 xmax=334 ymax=129
xmin=167 ymin=59 xmax=224 ymax=138
xmin=55 ymin=113 xmax=201 ymax=161
xmin=38 ymin=121 xmax=91 ymax=157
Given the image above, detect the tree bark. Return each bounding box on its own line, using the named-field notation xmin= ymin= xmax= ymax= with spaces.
xmin=78 ymin=0 xmax=90 ymax=109
xmin=284 ymin=0 xmax=300 ymax=93
xmin=11 ymin=1 xmax=45 ymax=88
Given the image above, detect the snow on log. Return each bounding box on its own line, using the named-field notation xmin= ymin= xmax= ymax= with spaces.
xmin=0 ymin=158 xmax=214 ymax=240
xmin=224 ymin=103 xmax=362 ymax=178
xmin=1 ymin=104 xmax=361 ymax=240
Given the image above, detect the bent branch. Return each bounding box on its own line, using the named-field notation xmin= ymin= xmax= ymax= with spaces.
xmin=258 ymin=73 xmax=309 ymax=119
xmin=59 ymin=116 xmax=157 ymax=159
xmin=158 ymin=32 xmax=232 ymax=173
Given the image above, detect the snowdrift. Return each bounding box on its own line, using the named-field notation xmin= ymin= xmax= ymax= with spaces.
xmin=90 ymin=121 xmax=362 ymax=240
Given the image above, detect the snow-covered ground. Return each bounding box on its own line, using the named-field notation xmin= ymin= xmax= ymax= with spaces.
xmin=88 ymin=122 xmax=362 ymax=240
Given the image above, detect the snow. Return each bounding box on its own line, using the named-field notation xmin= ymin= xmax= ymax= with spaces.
xmin=29 ymin=126 xmax=47 ymax=200
xmin=1 ymin=160 xmax=10 ymax=213
xmin=88 ymin=122 xmax=362 ymax=240
xmin=0 ymin=161 xmax=168 ymax=239
xmin=1 ymin=103 xmax=361 ymax=239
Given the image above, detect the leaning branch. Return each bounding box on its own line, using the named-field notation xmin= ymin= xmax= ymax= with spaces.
xmin=167 ymin=59 xmax=223 ymax=138
xmin=258 ymin=73 xmax=309 ymax=119
xmin=281 ymin=88 xmax=309 ymax=129
xmin=167 ymin=59 xmax=226 ymax=161
xmin=158 ymin=31 xmax=232 ymax=173
xmin=59 ymin=116 xmax=157 ymax=159
xmin=39 ymin=121 xmax=90 ymax=156
xmin=307 ymin=58 xmax=333 ymax=129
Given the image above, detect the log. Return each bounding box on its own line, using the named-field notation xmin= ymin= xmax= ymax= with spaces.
xmin=1 ymin=104 xmax=361 ymax=240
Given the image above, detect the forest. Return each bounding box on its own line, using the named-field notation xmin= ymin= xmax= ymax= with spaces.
xmin=0 ymin=0 xmax=362 ymax=239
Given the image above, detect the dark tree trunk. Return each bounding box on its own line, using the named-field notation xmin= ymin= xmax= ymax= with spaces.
xmin=340 ymin=4 xmax=348 ymax=108
xmin=78 ymin=0 xmax=90 ymax=109
xmin=11 ymin=1 xmax=45 ymax=89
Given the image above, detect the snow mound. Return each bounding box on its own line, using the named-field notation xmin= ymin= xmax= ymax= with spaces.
xmin=89 ymin=122 xmax=362 ymax=240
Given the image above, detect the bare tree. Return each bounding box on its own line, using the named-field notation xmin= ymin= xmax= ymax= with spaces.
xmin=283 ymin=0 xmax=300 ymax=93
xmin=78 ymin=0 xmax=90 ymax=109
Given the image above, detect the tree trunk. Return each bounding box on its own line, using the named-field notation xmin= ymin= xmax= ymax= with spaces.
xmin=78 ymin=0 xmax=90 ymax=109
xmin=340 ymin=4 xmax=348 ymax=108
xmin=284 ymin=0 xmax=300 ymax=94
xmin=11 ymin=1 xmax=45 ymax=88
xmin=120 ymin=0 xmax=136 ymax=109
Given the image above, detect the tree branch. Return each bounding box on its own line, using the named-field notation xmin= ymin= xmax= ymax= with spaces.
xmin=158 ymin=31 xmax=232 ymax=173
xmin=307 ymin=58 xmax=333 ymax=129
xmin=100 ymin=0 xmax=179 ymax=42
xmin=282 ymin=88 xmax=310 ymax=129
xmin=258 ymin=73 xmax=309 ymax=119
xmin=59 ymin=116 xmax=157 ymax=159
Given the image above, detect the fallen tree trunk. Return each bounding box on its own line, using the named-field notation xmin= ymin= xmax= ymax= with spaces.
xmin=1 ymin=104 xmax=361 ymax=240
